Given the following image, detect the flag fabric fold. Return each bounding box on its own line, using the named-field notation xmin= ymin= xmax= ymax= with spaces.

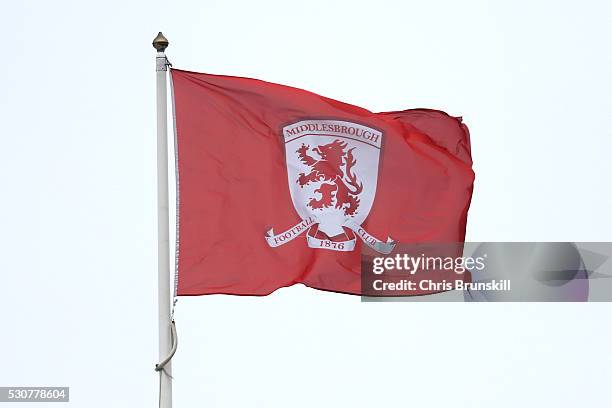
xmin=171 ymin=68 xmax=474 ymax=296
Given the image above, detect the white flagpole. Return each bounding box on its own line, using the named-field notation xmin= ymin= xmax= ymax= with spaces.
xmin=153 ymin=31 xmax=173 ymax=408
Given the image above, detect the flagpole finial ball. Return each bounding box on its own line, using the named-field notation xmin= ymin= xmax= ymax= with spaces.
xmin=153 ymin=32 xmax=169 ymax=52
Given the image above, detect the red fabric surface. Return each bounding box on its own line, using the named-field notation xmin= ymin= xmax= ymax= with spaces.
xmin=171 ymin=68 xmax=474 ymax=296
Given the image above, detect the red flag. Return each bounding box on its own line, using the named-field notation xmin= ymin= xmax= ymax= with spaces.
xmin=171 ymin=69 xmax=474 ymax=296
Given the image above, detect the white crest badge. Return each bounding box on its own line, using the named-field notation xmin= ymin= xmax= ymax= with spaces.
xmin=265 ymin=119 xmax=395 ymax=253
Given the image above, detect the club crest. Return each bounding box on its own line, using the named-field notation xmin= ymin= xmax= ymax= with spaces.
xmin=265 ymin=119 xmax=395 ymax=253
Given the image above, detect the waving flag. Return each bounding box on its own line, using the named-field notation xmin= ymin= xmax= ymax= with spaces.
xmin=171 ymin=69 xmax=474 ymax=296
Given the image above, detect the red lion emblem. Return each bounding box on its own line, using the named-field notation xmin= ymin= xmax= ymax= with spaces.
xmin=296 ymin=139 xmax=363 ymax=216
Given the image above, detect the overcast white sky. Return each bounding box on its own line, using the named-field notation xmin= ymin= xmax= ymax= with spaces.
xmin=1 ymin=0 xmax=611 ymax=407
